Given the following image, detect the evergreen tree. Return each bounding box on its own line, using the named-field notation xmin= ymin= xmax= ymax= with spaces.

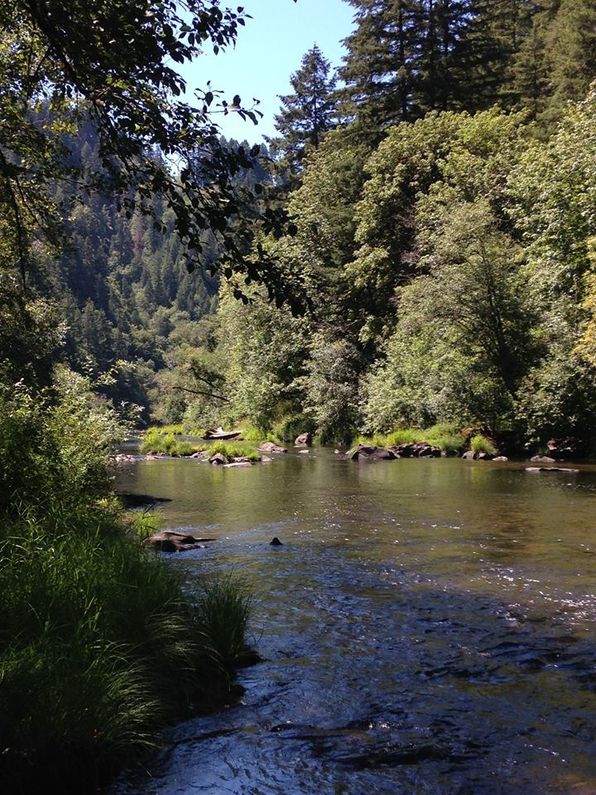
xmin=340 ymin=0 xmax=424 ymax=135
xmin=268 ymin=45 xmax=338 ymax=176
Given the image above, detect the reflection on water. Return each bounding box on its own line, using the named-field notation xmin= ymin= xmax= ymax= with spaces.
xmin=115 ymin=453 xmax=596 ymax=794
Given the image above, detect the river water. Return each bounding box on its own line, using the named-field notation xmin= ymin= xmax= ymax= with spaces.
xmin=115 ymin=451 xmax=596 ymax=795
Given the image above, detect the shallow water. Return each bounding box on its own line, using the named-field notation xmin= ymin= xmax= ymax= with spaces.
xmin=115 ymin=452 xmax=596 ymax=794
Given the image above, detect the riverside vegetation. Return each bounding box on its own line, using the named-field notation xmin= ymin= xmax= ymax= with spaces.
xmin=0 ymin=370 xmax=252 ymax=793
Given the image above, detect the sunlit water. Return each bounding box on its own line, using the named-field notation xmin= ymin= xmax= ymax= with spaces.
xmin=114 ymin=451 xmax=596 ymax=794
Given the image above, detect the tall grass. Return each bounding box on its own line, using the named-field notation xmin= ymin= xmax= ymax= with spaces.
xmin=0 ymin=373 xmax=252 ymax=793
xmin=357 ymin=423 xmax=465 ymax=454
xmin=470 ymin=433 xmax=498 ymax=455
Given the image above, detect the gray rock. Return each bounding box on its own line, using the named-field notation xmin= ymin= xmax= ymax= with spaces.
xmin=347 ymin=444 xmax=396 ymax=462
xmin=530 ymin=455 xmax=556 ymax=464
xmin=258 ymin=442 xmax=288 ymax=454
xmin=493 ymin=456 xmax=509 ymax=462
xmin=209 ymin=452 xmax=227 ymax=465
xmin=294 ymin=432 xmax=313 ymax=447
xmin=462 ymin=450 xmax=476 ymax=460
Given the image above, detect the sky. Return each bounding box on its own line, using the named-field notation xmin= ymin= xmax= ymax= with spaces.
xmin=179 ymin=0 xmax=355 ymax=144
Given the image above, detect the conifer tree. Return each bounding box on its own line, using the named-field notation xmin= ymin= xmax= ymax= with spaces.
xmin=268 ymin=45 xmax=337 ymax=176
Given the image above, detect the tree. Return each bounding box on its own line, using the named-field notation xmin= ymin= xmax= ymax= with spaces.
xmin=0 ymin=0 xmax=300 ymax=310
xmin=340 ymin=0 xmax=424 ymax=135
xmin=269 ymin=45 xmax=338 ymax=177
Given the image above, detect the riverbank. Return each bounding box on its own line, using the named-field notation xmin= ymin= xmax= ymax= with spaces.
xmin=0 ymin=379 xmax=253 ymax=795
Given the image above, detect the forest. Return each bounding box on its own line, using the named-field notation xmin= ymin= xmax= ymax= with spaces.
xmin=0 ymin=0 xmax=595 ymax=791
xmin=17 ymin=0 xmax=594 ymax=454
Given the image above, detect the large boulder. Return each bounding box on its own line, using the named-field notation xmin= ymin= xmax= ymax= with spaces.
xmin=294 ymin=432 xmax=313 ymax=447
xmin=347 ymin=444 xmax=396 ymax=462
xmin=258 ymin=441 xmax=288 ymax=454
xmin=530 ymin=455 xmax=555 ymax=464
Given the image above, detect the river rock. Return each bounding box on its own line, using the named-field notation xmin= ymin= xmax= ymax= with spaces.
xmin=270 ymin=536 xmax=283 ymax=546
xmin=390 ymin=442 xmax=440 ymax=458
xmin=258 ymin=442 xmax=288 ymax=454
xmin=462 ymin=450 xmax=476 ymax=460
xmin=493 ymin=456 xmax=509 ymax=462
xmin=530 ymin=455 xmax=556 ymax=464
xmin=113 ymin=453 xmax=137 ymax=464
xmin=223 ymin=461 xmax=253 ymax=468
xmin=347 ymin=444 xmax=396 ymax=462
xmin=295 ymin=432 xmax=313 ymax=447
xmin=526 ymin=466 xmax=579 ymax=473
xmin=475 ymin=451 xmax=495 ymax=461
xmin=147 ymin=531 xmax=215 ymax=553
xmin=209 ymin=452 xmax=227 ymax=465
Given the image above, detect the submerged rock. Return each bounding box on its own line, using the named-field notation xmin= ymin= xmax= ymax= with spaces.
xmin=147 ymin=531 xmax=216 ymax=553
xmin=119 ymin=493 xmax=172 ymax=509
xmin=526 ymin=466 xmax=579 ymax=474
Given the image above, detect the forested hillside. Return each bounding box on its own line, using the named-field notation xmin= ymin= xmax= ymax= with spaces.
xmin=161 ymin=0 xmax=596 ymax=453
xmin=5 ymin=0 xmax=594 ymax=451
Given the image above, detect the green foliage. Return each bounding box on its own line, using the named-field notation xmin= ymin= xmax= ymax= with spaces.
xmin=0 ymin=0 xmax=298 ymax=304
xmin=206 ymin=441 xmax=261 ymax=461
xmin=140 ymin=428 xmax=204 ymax=457
xmin=0 ymin=376 xmax=251 ymax=789
xmin=470 ymin=434 xmax=498 ymax=455
xmin=358 ymin=423 xmax=466 ymax=454
xmin=271 ymin=413 xmax=317 ymax=443
xmin=296 ymin=333 xmax=363 ymax=444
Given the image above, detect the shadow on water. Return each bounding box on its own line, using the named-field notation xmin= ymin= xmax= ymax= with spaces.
xmin=114 ymin=453 xmax=596 ymax=794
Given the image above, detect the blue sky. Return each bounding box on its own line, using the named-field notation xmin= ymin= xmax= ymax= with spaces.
xmin=180 ymin=0 xmax=355 ymax=144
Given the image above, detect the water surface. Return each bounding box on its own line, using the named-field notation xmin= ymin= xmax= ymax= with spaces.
xmin=115 ymin=452 xmax=596 ymax=794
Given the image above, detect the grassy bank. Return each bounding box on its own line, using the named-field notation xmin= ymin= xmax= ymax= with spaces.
xmin=140 ymin=426 xmax=263 ymax=460
xmin=0 ymin=373 xmax=252 ymax=794
xmin=357 ymin=423 xmax=467 ymax=455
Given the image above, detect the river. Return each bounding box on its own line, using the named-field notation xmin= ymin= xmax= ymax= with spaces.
xmin=114 ymin=450 xmax=596 ymax=794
